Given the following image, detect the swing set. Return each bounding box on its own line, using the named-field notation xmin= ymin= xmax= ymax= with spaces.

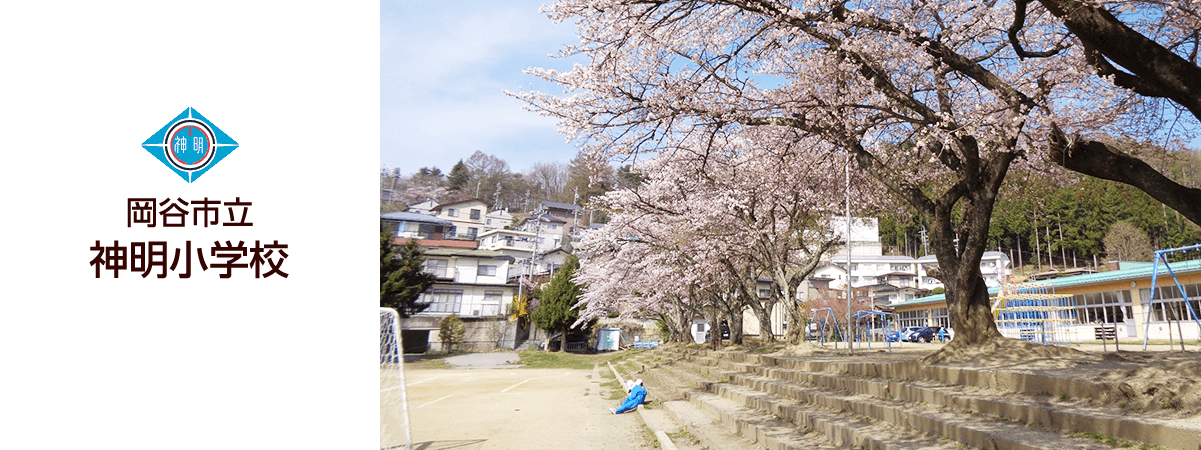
xmin=807 ymin=308 xmax=844 ymax=347
xmin=1141 ymin=244 xmax=1201 ymax=351
xmin=851 ymin=310 xmax=898 ymax=351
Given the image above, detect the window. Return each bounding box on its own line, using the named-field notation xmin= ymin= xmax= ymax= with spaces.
xmin=467 ymin=227 xmax=478 ymax=238
xmin=1075 ymin=290 xmax=1134 ymax=324
xmin=423 ymin=289 xmax=463 ymax=313
xmin=424 ymin=259 xmax=448 ymax=278
xmin=470 ymin=209 xmax=481 ymax=220
xmin=758 ymin=289 xmax=770 ymax=298
xmin=1139 ymin=284 xmax=1199 ymax=323
xmin=487 ymin=219 xmax=492 ymax=225
xmin=447 ymin=208 xmax=458 ymax=217
xmin=479 ymin=265 xmax=497 ymax=277
xmin=484 ymin=290 xmax=503 ymax=303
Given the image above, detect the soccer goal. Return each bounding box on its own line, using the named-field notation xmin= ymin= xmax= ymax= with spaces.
xmin=380 ymin=308 xmax=412 ymax=450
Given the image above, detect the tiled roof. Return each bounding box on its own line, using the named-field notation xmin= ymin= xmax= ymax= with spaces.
xmin=424 ymin=247 xmax=514 ymax=260
xmin=1048 ymin=259 xmax=1201 ymax=288
xmin=539 ymin=200 xmax=580 ymax=211
xmin=381 ymin=212 xmax=452 ymax=225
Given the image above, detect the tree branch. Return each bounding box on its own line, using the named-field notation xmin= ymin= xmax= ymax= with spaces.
xmin=1048 ymin=124 xmax=1201 ymax=226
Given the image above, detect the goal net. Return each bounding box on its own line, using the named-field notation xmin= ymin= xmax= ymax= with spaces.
xmin=380 ymin=308 xmax=411 ymax=450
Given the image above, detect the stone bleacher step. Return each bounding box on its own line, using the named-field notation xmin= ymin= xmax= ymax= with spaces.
xmin=716 ymin=372 xmax=1118 ymax=450
xmin=746 ymin=361 xmax=1201 ymax=450
xmin=684 ymin=385 xmax=961 ymax=450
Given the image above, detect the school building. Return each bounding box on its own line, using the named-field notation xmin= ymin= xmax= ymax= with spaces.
xmin=889 ymin=259 xmax=1201 ymax=342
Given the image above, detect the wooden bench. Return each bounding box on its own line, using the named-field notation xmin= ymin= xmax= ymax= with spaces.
xmin=1094 ymin=325 xmax=1119 ymax=351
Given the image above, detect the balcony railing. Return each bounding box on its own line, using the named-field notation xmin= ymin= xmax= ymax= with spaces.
xmin=424 ymin=268 xmax=455 ymax=280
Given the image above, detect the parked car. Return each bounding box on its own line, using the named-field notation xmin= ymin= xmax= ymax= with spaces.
xmin=907 ymin=326 xmax=939 ymax=343
xmin=898 ymin=326 xmax=925 ymax=341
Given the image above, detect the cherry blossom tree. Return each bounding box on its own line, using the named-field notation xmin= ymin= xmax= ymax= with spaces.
xmin=516 ymin=0 xmax=1129 ymax=346
xmin=573 ymin=134 xmax=852 ymax=344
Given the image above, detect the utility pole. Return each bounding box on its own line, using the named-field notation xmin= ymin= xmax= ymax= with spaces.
xmin=920 ymin=227 xmax=928 ymax=256
xmin=845 ymin=156 xmax=853 ymax=353
xmin=573 ymin=187 xmax=581 ymax=233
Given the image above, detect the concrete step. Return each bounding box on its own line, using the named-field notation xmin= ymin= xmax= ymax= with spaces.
xmin=712 ymin=375 xmax=1113 ymax=450
xmin=660 ymin=346 xmax=1201 ymax=450
xmin=684 ymin=383 xmax=960 ymax=450
xmin=662 ymin=399 xmax=768 ymax=450
xmin=744 ymin=363 xmax=1201 ymax=450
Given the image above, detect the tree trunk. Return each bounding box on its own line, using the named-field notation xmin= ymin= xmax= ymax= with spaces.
xmin=709 ymin=305 xmax=720 ymax=350
xmin=930 ymin=202 xmax=1004 ymax=346
xmin=752 ymin=299 xmax=775 ymax=341
xmin=559 ymin=323 xmax=568 ymax=353
xmin=727 ymin=306 xmax=744 ymax=345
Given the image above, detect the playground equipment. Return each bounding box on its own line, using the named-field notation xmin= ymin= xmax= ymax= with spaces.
xmin=991 ymin=282 xmax=1078 ymax=346
xmin=1142 ymin=244 xmax=1201 ymax=351
xmin=807 ymin=308 xmax=843 ymax=347
xmin=851 ymin=310 xmax=897 ymax=351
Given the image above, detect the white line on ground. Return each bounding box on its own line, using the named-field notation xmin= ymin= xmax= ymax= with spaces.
xmin=417 ymin=394 xmax=455 ymax=409
xmin=501 ymin=378 xmax=533 ymax=393
xmin=406 ymin=377 xmax=438 ymax=387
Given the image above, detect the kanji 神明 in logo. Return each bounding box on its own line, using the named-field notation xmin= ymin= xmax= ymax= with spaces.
xmin=141 ymin=108 xmax=239 ymax=183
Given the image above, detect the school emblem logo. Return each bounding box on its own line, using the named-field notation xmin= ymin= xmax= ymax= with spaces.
xmin=142 ymin=108 xmax=239 ymax=183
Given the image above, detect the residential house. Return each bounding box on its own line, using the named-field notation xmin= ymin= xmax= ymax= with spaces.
xmin=407 ymin=200 xmax=438 ymax=215
xmin=484 ymin=209 xmax=514 ymax=231
xmin=430 ymin=199 xmax=492 ymax=240
xmin=403 ymin=247 xmax=519 ymax=353
xmin=381 ymin=211 xmax=451 ymax=240
xmin=514 ymin=214 xmax=569 ymax=250
xmin=915 ymin=251 xmax=1011 ymax=290
xmin=537 ymin=200 xmax=582 ymax=233
xmin=830 ymin=255 xmax=921 ymax=288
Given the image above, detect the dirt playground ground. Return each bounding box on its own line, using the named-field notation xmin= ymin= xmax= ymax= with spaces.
xmin=382 ymin=341 xmax=1201 ymax=450
xmin=382 ymin=365 xmax=654 ymax=450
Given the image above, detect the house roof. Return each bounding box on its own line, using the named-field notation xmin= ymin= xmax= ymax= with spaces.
xmin=892 ymin=258 xmax=1201 ymax=308
xmin=424 ymin=247 xmax=515 ymax=260
xmin=520 ymin=215 xmax=567 ymax=225
xmin=380 ymin=212 xmax=452 ymax=226
xmin=432 ymin=198 xmax=493 ymax=210
xmin=1045 ymin=259 xmax=1201 ymax=288
xmin=407 ymin=199 xmax=438 ymax=209
xmin=877 ymin=272 xmax=915 ymax=278
xmin=539 ymin=200 xmax=581 ymax=212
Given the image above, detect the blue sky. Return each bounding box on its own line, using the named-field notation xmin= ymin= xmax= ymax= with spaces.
xmin=381 ymin=1 xmax=584 ymax=175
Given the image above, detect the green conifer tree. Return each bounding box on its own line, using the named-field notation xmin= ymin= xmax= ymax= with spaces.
xmin=381 ymin=231 xmax=436 ymax=317
xmin=531 ymin=255 xmax=582 ymax=352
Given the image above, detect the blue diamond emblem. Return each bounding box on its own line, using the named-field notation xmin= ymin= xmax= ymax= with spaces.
xmin=142 ymin=108 xmax=238 ymax=183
